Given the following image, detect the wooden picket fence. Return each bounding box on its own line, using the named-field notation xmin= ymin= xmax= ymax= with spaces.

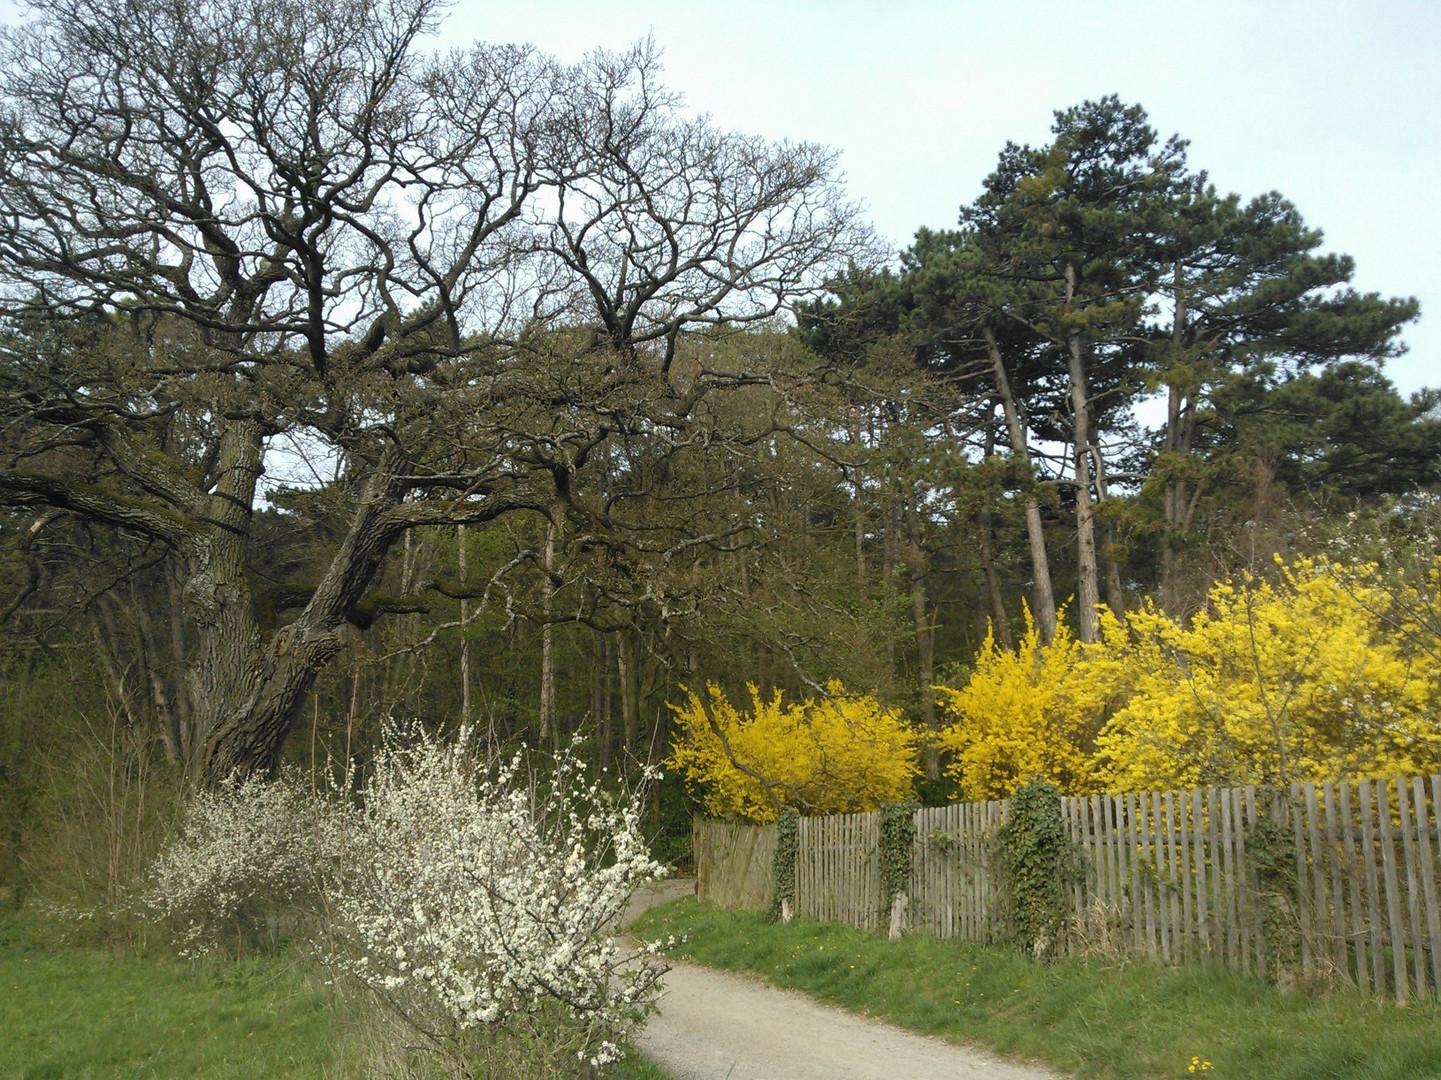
xmin=909 ymin=799 xmax=1009 ymax=942
xmin=693 ymin=817 xmax=776 ymax=911
xmin=1066 ymin=776 xmax=1441 ymax=1001
xmin=796 ymin=811 xmax=882 ymax=930
xmin=693 ymin=772 xmax=1441 ymax=1001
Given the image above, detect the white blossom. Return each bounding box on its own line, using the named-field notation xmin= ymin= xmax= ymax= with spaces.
xmin=141 ymin=724 xmax=667 ymax=1071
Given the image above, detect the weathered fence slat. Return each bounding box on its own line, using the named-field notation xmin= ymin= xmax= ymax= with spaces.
xmin=1291 ymin=782 xmax=1313 ymax=973
xmin=1397 ymin=779 xmax=1426 ymax=997
xmin=1360 ymin=781 xmax=1389 ymax=994
xmin=1421 ymin=777 xmax=1441 ymax=994
xmin=1305 ymin=783 xmax=1328 ymax=973
xmin=1339 ymin=782 xmax=1368 ymax=993
xmin=1240 ymin=785 xmax=1259 ymax=973
xmin=1321 ymin=782 xmax=1348 ymax=981
xmin=1164 ymin=790 xmax=1180 ymax=963
xmin=1191 ymin=788 xmax=1208 ymax=958
xmin=1376 ymin=781 xmax=1409 ymax=1001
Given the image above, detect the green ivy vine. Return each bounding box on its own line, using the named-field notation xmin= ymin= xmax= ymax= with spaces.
xmin=767 ymin=806 xmax=799 ymax=922
xmin=880 ymin=800 xmax=919 ymax=913
xmin=994 ymin=778 xmax=1076 ymax=958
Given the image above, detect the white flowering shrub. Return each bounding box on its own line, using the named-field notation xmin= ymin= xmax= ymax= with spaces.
xmin=141 ymin=770 xmax=323 ymax=955
xmin=143 ymin=725 xmax=667 ymax=1076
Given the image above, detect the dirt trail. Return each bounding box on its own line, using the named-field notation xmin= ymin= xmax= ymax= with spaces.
xmin=623 ymin=881 xmax=1063 ymax=1080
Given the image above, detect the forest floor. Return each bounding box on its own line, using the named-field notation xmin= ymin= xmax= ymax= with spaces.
xmin=623 ymin=880 xmax=1060 ymax=1080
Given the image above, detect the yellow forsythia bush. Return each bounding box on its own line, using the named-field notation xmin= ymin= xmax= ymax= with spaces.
xmin=935 ymin=557 xmax=1441 ymax=797
xmin=668 ymin=682 xmax=921 ymax=822
xmin=934 ymin=607 xmax=1127 ymax=800
xmin=1096 ymin=557 xmax=1441 ymax=791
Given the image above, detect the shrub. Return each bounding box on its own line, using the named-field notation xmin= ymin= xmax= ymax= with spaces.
xmin=934 ymin=608 xmax=1123 ymax=799
xmin=935 ymin=557 xmax=1441 ymax=796
xmin=142 ymin=725 xmax=666 ymax=1076
xmin=993 ymin=779 xmax=1074 ymax=959
xmin=1096 ymin=557 xmax=1441 ymax=790
xmin=141 ymin=770 xmax=321 ymax=956
xmin=668 ymin=681 xmax=921 ymax=822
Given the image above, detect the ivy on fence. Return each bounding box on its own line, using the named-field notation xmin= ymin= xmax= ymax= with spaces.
xmin=1246 ymin=791 xmax=1304 ymax=983
xmin=767 ymin=806 xmax=799 ymax=922
xmin=879 ymin=801 xmax=918 ymax=912
xmin=994 ymin=779 xmax=1076 ymax=959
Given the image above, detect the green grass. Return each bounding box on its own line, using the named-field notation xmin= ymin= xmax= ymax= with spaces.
xmin=0 ymin=912 xmax=671 ymax=1079
xmin=631 ymin=898 xmax=1441 ymax=1080
xmin=1 ymin=915 xmax=345 ymax=1078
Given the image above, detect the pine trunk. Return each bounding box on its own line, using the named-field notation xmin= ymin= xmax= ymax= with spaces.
xmin=982 ymin=326 xmax=1056 ymax=642
xmin=1065 ymin=327 xmax=1101 ymax=643
xmin=1160 ymin=264 xmax=1196 ymax=615
xmin=976 ymin=410 xmax=1014 ymax=649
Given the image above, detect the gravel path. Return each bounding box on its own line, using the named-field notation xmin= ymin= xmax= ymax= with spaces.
xmin=623 ymin=881 xmax=1063 ymax=1080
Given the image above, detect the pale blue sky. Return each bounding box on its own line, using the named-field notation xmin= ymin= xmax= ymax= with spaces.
xmin=446 ymin=0 xmax=1439 ymax=397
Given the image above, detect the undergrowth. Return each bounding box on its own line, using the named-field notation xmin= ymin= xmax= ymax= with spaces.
xmin=632 ymin=897 xmax=1441 ymax=1080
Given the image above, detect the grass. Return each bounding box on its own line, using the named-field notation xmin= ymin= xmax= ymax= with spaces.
xmin=631 ymin=897 xmax=1441 ymax=1080
xmin=1 ymin=914 xmax=345 ymax=1078
xmin=0 ymin=912 xmax=671 ymax=1079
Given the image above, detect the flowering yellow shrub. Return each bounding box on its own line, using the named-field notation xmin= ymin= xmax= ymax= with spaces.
xmin=936 ymin=558 xmax=1441 ymax=797
xmin=668 ymin=682 xmax=921 ymax=822
xmin=934 ymin=608 xmax=1125 ymax=800
xmin=1096 ymin=558 xmax=1441 ymax=790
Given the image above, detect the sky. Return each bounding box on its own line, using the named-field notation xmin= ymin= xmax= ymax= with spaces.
xmin=441 ymin=0 xmax=1439 ymax=398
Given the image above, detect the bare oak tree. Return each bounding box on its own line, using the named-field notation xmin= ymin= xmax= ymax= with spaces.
xmin=0 ymin=0 xmax=870 ymax=782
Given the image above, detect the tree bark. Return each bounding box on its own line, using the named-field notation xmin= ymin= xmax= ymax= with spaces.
xmin=1064 ymin=266 xmax=1102 ymax=644
xmin=851 ymin=409 xmax=867 ymax=588
xmin=1088 ymin=442 xmax=1127 ymax=622
xmin=458 ymin=525 xmax=472 ymax=724
xmin=982 ymin=325 xmax=1057 ymax=643
xmin=904 ymin=491 xmax=941 ymax=783
xmin=617 ymin=629 xmax=639 ymax=768
xmin=975 ymin=413 xmax=1015 ymax=650
xmin=594 ymin=632 xmax=614 ymax=770
xmin=905 ymin=494 xmax=934 ymax=728
xmin=1160 ymin=262 xmax=1202 ymax=615
xmin=194 ymin=436 xmax=410 ymax=784
xmin=539 ymin=518 xmax=557 ymax=748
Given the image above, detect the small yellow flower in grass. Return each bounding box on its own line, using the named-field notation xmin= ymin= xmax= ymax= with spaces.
xmin=1188 ymin=1056 xmax=1214 ymax=1073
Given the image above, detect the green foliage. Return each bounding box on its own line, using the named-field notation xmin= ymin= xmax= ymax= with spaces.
xmin=634 ymin=898 xmax=1441 ymax=1080
xmin=879 ymin=801 xmax=918 ymax=912
xmin=767 ymin=806 xmax=799 ymax=923
xmin=993 ymin=779 xmax=1074 ymax=958
xmin=1244 ymin=797 xmax=1306 ymax=983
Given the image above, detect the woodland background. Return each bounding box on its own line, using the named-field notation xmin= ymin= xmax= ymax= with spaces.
xmin=1 ymin=0 xmax=1437 ymax=910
